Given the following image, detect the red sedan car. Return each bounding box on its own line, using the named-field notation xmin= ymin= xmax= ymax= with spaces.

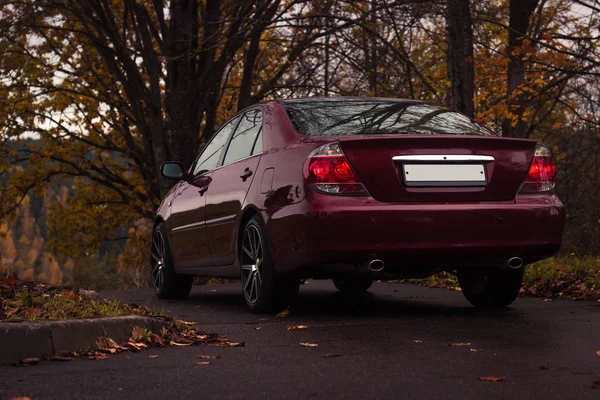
xmin=152 ymin=97 xmax=564 ymax=312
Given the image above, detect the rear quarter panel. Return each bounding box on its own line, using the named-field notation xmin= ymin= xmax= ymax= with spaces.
xmin=243 ymin=103 xmax=318 ymax=266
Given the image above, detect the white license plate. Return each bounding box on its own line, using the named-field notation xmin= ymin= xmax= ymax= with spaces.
xmin=403 ymin=164 xmax=486 ymax=187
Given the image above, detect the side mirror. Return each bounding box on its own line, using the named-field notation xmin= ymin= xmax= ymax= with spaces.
xmin=161 ymin=162 xmax=185 ymax=180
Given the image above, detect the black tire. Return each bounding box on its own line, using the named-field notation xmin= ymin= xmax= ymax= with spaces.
xmin=150 ymin=223 xmax=193 ymax=299
xmin=457 ymin=267 xmax=524 ymax=308
xmin=333 ymin=278 xmax=373 ymax=294
xmin=240 ymin=216 xmax=300 ymax=313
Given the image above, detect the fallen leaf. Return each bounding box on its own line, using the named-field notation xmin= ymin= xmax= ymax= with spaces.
xmin=10 ymin=397 xmax=32 ymax=400
xmin=20 ymin=357 xmax=40 ymax=365
xmin=449 ymin=343 xmax=472 ymax=347
xmin=542 ymin=298 xmax=554 ymax=303
xmin=490 ymin=352 xmax=498 ymax=356
xmin=255 ymin=327 xmax=262 ymax=330
xmin=129 ymin=341 xmax=149 ymax=350
xmin=97 ymin=337 xmax=126 ymax=351
xmin=276 ymin=308 xmax=290 ymax=318
xmin=178 ymin=320 xmax=197 ymax=326
xmin=88 ymin=354 xmax=110 ymax=360
xmin=148 ymin=355 xmax=159 ymax=359
xmin=223 ymin=341 xmax=245 ymax=347
xmin=131 ymin=326 xmax=147 ymax=341
xmin=596 ymin=350 xmax=600 ymax=357
xmin=322 ymin=354 xmax=342 ymax=358
xmin=195 ymin=305 xmax=202 ymax=309
xmin=50 ymin=356 xmax=73 ymax=361
xmin=413 ymin=340 xmax=423 ymax=343
xmin=194 ymin=361 xmax=211 ymax=365
xmin=300 ymin=342 xmax=318 ymax=347
xmin=470 ymin=349 xmax=480 ymax=352
xmin=479 ymin=376 xmax=505 ymax=382
xmin=196 ymin=355 xmax=222 ymax=359
xmin=287 ymin=325 xmax=308 ymax=331
xmin=169 ymin=340 xmax=192 ymax=347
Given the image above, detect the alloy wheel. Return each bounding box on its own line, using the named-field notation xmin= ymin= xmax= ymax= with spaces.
xmin=151 ymin=230 xmax=166 ymax=291
xmin=241 ymin=224 xmax=263 ymax=304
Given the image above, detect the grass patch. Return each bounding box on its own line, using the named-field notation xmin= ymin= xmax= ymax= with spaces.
xmin=0 ymin=278 xmax=138 ymax=321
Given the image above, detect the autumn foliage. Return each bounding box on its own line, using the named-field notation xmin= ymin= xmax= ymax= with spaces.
xmin=0 ymin=0 xmax=599 ymax=287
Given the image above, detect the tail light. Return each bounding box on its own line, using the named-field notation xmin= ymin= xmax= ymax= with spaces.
xmin=303 ymin=142 xmax=368 ymax=195
xmin=519 ymin=143 xmax=556 ymax=193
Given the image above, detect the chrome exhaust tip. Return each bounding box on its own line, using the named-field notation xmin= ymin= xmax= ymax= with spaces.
xmin=506 ymin=257 xmax=524 ymax=269
xmin=367 ymin=259 xmax=385 ymax=272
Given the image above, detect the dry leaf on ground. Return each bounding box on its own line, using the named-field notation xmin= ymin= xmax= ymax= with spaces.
xmin=449 ymin=343 xmax=472 ymax=347
xmin=300 ymin=342 xmax=318 ymax=347
xmin=413 ymin=340 xmax=423 ymax=343
xmin=196 ymin=355 xmax=223 ymax=359
xmin=10 ymin=397 xmax=32 ymax=400
xmin=287 ymin=325 xmax=308 ymax=331
xmin=276 ymin=308 xmax=290 ymax=318
xmin=194 ymin=361 xmax=211 ymax=365
xmin=255 ymin=327 xmax=262 ymax=330
xmin=148 ymin=355 xmax=159 ymax=359
xmin=129 ymin=341 xmax=149 ymax=350
xmin=50 ymin=356 xmax=73 ymax=361
xmin=479 ymin=376 xmax=505 ymax=382
xmin=178 ymin=320 xmax=197 ymax=326
xmin=596 ymin=350 xmax=600 ymax=357
xmin=88 ymin=354 xmax=110 ymax=360
xmin=20 ymin=357 xmax=40 ymax=365
xmin=169 ymin=340 xmax=192 ymax=347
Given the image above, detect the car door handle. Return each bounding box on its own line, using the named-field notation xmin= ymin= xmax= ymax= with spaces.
xmin=240 ymin=168 xmax=253 ymax=181
xmin=198 ymin=186 xmax=208 ymax=196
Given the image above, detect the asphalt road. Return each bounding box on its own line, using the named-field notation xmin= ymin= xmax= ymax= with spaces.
xmin=1 ymin=281 xmax=600 ymax=400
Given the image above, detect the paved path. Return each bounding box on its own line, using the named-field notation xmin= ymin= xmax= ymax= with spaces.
xmin=1 ymin=281 xmax=599 ymax=399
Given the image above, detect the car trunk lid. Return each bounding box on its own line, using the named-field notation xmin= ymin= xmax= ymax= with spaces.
xmin=337 ymin=135 xmax=537 ymax=202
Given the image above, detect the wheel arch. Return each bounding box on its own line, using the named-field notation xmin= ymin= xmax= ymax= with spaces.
xmin=236 ymin=206 xmax=265 ymax=252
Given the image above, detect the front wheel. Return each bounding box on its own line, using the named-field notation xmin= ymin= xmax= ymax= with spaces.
xmin=457 ymin=267 xmax=524 ymax=308
xmin=240 ymin=216 xmax=299 ymax=313
xmin=150 ymin=223 xmax=193 ymax=299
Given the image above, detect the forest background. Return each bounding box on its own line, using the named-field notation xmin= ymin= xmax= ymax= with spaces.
xmin=0 ymin=0 xmax=599 ymax=289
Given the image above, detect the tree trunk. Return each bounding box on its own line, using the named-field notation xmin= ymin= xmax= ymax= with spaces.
xmin=238 ymin=0 xmax=280 ymax=111
xmin=502 ymin=0 xmax=539 ymax=138
xmin=165 ymin=0 xmax=202 ymax=172
xmin=446 ymin=0 xmax=474 ymax=117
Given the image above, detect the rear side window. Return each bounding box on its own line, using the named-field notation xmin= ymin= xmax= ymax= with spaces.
xmin=223 ymin=109 xmax=263 ymax=165
xmin=283 ymin=101 xmax=495 ymax=137
xmin=193 ymin=117 xmax=239 ymax=175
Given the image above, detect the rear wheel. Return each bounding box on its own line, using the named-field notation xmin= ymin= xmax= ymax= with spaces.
xmin=333 ymin=278 xmax=373 ymax=294
xmin=240 ymin=216 xmax=299 ymax=313
xmin=151 ymin=223 xmax=193 ymax=299
xmin=457 ymin=267 xmax=524 ymax=308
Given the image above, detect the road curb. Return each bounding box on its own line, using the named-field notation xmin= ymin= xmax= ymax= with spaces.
xmin=0 ymin=315 xmax=166 ymax=365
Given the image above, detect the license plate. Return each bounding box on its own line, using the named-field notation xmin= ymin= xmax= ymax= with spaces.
xmin=403 ymin=164 xmax=486 ymax=187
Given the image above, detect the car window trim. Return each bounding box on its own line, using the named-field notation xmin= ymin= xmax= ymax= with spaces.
xmin=220 ymin=105 xmax=264 ymax=168
xmin=250 ymin=126 xmax=263 ymax=155
xmin=190 ymin=114 xmax=243 ymax=177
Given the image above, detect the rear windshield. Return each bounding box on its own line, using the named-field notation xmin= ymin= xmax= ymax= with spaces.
xmin=283 ymin=101 xmax=495 ymax=136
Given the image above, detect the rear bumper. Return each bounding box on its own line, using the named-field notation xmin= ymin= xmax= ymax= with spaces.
xmin=266 ymin=191 xmax=565 ymax=277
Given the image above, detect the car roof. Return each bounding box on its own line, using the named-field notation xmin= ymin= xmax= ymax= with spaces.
xmin=274 ymin=96 xmax=426 ymax=105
